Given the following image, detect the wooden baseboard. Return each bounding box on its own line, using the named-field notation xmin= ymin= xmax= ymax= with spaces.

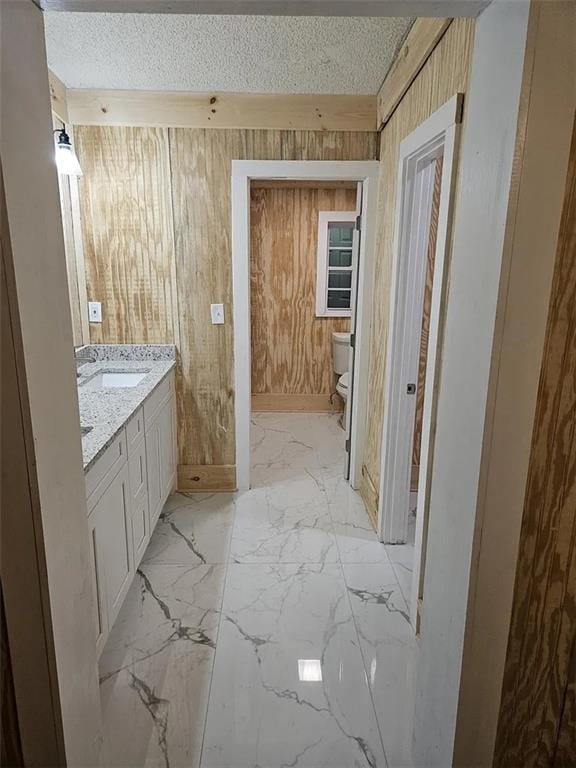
xmin=251 ymin=393 xmax=343 ymax=412
xmin=359 ymin=465 xmax=379 ymax=530
xmin=177 ymin=464 xmax=236 ymax=492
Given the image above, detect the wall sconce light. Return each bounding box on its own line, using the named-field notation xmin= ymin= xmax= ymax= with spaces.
xmin=54 ymin=128 xmax=83 ymax=176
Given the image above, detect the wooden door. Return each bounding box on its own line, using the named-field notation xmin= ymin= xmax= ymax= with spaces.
xmin=1 ymin=163 xmax=63 ymax=763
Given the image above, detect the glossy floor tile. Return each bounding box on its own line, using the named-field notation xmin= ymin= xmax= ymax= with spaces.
xmin=100 ymin=562 xmax=227 ymax=768
xmin=99 ymin=413 xmax=417 ymax=768
xmin=385 ymin=544 xmax=416 ymax=609
xmin=202 ymin=563 xmax=387 ymax=768
xmin=143 ymin=492 xmax=236 ymax=565
xmin=344 ymin=564 xmax=418 ymax=768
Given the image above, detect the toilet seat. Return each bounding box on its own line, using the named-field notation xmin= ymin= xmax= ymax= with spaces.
xmin=336 ymin=371 xmax=350 ymax=400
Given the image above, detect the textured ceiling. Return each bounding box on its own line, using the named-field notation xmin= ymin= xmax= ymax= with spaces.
xmin=44 ymin=13 xmax=413 ymax=94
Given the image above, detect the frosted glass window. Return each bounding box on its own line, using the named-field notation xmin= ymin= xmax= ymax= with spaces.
xmin=316 ymin=211 xmax=356 ymax=318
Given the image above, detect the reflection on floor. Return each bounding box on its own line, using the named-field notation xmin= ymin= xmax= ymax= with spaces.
xmin=100 ymin=413 xmax=417 ymax=768
xmin=388 ymin=492 xmax=417 ymax=608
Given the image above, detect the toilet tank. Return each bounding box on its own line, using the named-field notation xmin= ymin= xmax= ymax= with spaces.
xmin=332 ymin=332 xmax=350 ymax=375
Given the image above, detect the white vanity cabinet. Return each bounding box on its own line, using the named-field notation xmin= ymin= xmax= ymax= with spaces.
xmin=85 ymin=371 xmax=176 ymax=653
xmin=144 ymin=374 xmax=177 ymax=528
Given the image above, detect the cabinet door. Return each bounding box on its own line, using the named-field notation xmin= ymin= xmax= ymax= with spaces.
xmin=129 ymin=438 xmax=150 ymax=567
xmin=87 ymin=508 xmax=108 ymax=656
xmin=159 ymin=395 xmax=177 ymax=500
xmin=91 ymin=464 xmax=134 ymax=630
xmin=145 ymin=418 xmax=162 ymax=528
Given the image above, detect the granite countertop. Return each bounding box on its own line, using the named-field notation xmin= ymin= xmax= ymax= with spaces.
xmin=76 ymin=345 xmax=176 ymax=472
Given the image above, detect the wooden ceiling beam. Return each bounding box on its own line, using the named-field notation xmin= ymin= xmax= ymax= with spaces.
xmin=65 ymin=89 xmax=377 ymax=131
xmin=37 ymin=1 xmax=487 ymax=17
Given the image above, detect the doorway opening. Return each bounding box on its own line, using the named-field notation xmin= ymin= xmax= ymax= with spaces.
xmin=232 ymin=160 xmax=380 ymax=494
xmin=249 ymin=180 xmax=358 ymax=432
xmin=378 ymin=95 xmax=463 ymax=630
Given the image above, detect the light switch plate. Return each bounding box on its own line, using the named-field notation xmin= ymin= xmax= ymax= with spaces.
xmin=211 ymin=303 xmax=224 ymax=325
xmin=88 ymin=301 xmax=102 ymax=323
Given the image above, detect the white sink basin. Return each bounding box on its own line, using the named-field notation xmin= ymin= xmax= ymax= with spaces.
xmin=80 ymin=370 xmax=149 ymax=389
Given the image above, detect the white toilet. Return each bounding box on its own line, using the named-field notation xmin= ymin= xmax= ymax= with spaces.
xmin=332 ymin=332 xmax=351 ymax=420
xmin=336 ymin=371 xmax=350 ymax=403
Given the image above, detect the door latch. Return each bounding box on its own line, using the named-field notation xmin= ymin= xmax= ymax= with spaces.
xmin=407 ymin=383 xmax=416 ymax=395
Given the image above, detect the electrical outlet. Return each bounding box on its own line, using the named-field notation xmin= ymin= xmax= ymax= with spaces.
xmin=88 ymin=301 xmax=102 ymax=323
xmin=210 ymin=303 xmax=224 ymax=325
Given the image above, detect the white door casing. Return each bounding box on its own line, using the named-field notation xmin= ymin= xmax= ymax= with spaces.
xmin=231 ymin=160 xmax=380 ymax=492
xmin=344 ymin=182 xmax=364 ymax=479
xmin=377 ymin=95 xmax=463 ymax=630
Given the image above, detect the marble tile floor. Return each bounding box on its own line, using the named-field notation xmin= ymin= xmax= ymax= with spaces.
xmin=99 ymin=413 xmax=417 ymax=768
xmin=386 ymin=493 xmax=416 ymax=609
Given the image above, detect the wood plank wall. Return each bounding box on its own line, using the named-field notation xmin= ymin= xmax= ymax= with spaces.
xmin=250 ymin=184 xmax=354 ymax=409
xmin=494 ymin=115 xmax=576 ymax=768
xmin=75 ymin=127 xmax=179 ymax=346
xmin=359 ymin=19 xmax=475 ymax=520
xmin=74 ymin=128 xmax=378 ymax=489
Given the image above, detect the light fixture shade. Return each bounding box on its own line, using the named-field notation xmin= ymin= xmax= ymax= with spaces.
xmin=55 ymin=129 xmax=83 ymax=176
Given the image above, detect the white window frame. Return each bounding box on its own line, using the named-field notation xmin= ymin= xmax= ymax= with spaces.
xmin=315 ymin=210 xmax=356 ymax=318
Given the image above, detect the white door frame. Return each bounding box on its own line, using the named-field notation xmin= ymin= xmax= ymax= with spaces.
xmin=376 ymin=95 xmax=463 ymax=625
xmin=231 ymin=160 xmax=380 ymax=492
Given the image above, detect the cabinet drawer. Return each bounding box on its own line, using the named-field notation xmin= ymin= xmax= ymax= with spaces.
xmin=86 ymin=431 xmax=127 ymax=507
xmin=126 ymin=407 xmax=144 ymax=450
xmin=144 ymin=373 xmax=173 ymax=428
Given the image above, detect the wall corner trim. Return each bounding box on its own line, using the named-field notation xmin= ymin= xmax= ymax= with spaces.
xmin=377 ymin=18 xmax=453 ymax=130
xmin=48 ymin=69 xmax=69 ymax=124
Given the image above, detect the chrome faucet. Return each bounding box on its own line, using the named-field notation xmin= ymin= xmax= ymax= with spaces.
xmin=75 ymin=351 xmax=97 ymax=377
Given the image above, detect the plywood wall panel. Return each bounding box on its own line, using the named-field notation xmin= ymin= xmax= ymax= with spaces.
xmin=495 ymin=116 xmax=576 ymax=768
xmin=75 ymin=126 xmax=179 ymax=346
xmin=360 ymin=19 xmax=475 ymax=517
xmin=76 ymin=126 xmax=377 ymax=474
xmin=169 ymin=128 xmax=245 ymax=467
xmin=250 ymin=185 xmax=353 ymax=398
xmin=169 ymin=129 xmax=377 ymax=469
